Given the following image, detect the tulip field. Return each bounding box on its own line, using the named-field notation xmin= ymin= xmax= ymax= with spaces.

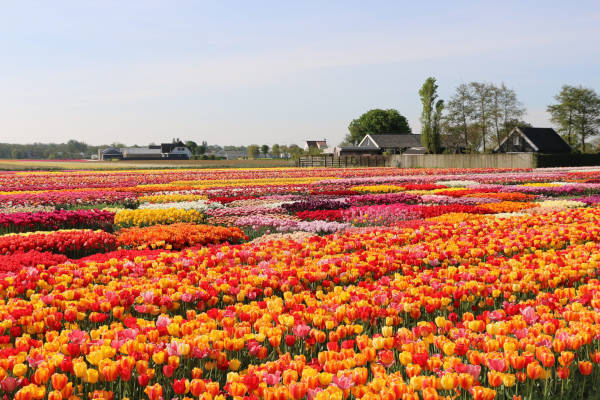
xmin=4 ymin=167 xmax=600 ymax=400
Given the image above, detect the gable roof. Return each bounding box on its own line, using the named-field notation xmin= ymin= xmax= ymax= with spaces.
xmin=360 ymin=134 xmax=422 ymax=149
xmin=102 ymin=147 xmax=122 ymax=154
xmin=305 ymin=140 xmax=327 ymax=149
xmin=496 ymin=127 xmax=571 ymax=153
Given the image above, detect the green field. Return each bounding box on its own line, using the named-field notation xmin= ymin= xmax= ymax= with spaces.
xmin=0 ymin=158 xmax=296 ymax=171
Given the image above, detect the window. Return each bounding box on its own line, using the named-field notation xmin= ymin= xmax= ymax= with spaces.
xmin=514 ymin=136 xmax=520 ymax=146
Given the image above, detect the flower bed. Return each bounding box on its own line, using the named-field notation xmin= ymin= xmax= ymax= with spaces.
xmin=117 ymin=223 xmax=245 ymax=250
xmin=0 ymin=209 xmax=115 ymax=234
xmin=0 ymin=229 xmax=116 ymax=258
xmin=114 ymin=208 xmax=204 ymax=228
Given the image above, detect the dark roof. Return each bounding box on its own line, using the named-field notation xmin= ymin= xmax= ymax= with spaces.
xmin=102 ymin=147 xmax=122 ymax=154
xmin=366 ymin=134 xmax=422 ymax=148
xmin=338 ymin=146 xmax=381 ymax=152
xmin=161 ymin=141 xmax=187 ymax=153
xmin=306 ymin=140 xmax=327 ymax=148
xmin=516 ymin=127 xmax=571 ymax=153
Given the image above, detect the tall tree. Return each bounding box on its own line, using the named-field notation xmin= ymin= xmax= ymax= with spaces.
xmin=469 ymin=82 xmax=494 ymax=152
xmin=432 ymin=99 xmax=444 ymax=152
xmin=445 ymin=84 xmax=475 ymax=150
xmin=490 ymin=83 xmax=525 ymax=147
xmin=419 ymin=77 xmax=442 ymax=153
xmin=499 ymin=83 xmax=525 ymax=140
xmin=548 ymin=85 xmax=600 ymax=152
xmin=345 ymin=109 xmax=411 ymax=145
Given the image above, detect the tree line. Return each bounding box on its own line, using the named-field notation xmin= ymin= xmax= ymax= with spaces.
xmin=246 ymin=144 xmax=307 ymax=159
xmin=0 ymin=140 xmax=309 ymax=160
xmin=0 ymin=140 xmax=101 ymax=159
xmin=346 ymin=81 xmax=600 ymax=154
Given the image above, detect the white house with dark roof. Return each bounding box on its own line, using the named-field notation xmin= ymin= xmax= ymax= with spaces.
xmin=357 ymin=134 xmax=425 ymax=154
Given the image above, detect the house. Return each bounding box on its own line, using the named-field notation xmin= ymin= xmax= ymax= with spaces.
xmin=159 ymin=141 xmax=192 ymax=158
xmin=304 ymin=140 xmax=328 ymax=152
xmin=495 ymin=127 xmax=571 ymax=153
xmin=99 ymin=141 xmax=192 ymax=160
xmin=358 ymin=134 xmax=425 ymax=154
xmin=99 ymin=147 xmax=123 ymax=160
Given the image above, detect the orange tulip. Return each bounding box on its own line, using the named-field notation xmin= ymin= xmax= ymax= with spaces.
xmin=579 ymin=361 xmax=593 ymax=375
xmin=51 ymin=374 xmax=68 ymax=391
xmin=289 ymin=382 xmax=307 ymax=400
xmin=487 ymin=371 xmax=503 ymax=387
xmin=526 ymin=362 xmax=543 ymax=380
xmin=558 ymin=351 xmax=574 ymax=367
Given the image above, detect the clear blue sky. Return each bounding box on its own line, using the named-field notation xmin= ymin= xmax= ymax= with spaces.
xmin=1 ymin=1 xmax=599 ymax=146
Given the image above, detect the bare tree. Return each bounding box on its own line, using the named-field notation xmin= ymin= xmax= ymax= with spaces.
xmin=490 ymin=83 xmax=525 ymax=147
xmin=445 ymin=83 xmax=474 ymax=149
xmin=470 ymin=82 xmax=494 ymax=152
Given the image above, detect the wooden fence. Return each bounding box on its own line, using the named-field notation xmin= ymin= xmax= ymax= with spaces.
xmin=389 ymin=153 xmax=535 ymax=169
xmin=298 ymin=154 xmax=534 ymax=168
xmin=297 ymin=155 xmax=389 ymax=167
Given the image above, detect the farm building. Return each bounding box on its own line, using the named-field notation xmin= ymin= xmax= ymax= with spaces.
xmin=99 ymin=141 xmax=192 ymax=160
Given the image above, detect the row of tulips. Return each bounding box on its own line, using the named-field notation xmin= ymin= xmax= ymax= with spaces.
xmin=114 ymin=209 xmax=204 ymax=229
xmin=0 ymin=190 xmax=138 ymax=207
xmin=116 ymin=223 xmax=245 ymax=250
xmin=0 ymin=230 xmax=117 ymax=258
xmin=0 ymin=209 xmax=115 ymax=235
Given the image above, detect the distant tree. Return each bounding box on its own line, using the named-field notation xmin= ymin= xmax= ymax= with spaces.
xmin=271 ymin=144 xmax=281 ymax=158
xmin=279 ymin=145 xmax=289 ymax=158
xmin=345 ymin=109 xmax=411 ymax=145
xmin=198 ymin=141 xmax=208 ymax=155
xmin=185 ymin=141 xmax=198 ymax=155
xmin=66 ymin=139 xmax=88 ymax=155
xmin=287 ymin=144 xmax=304 ymax=159
xmin=419 ymin=77 xmax=444 ymax=153
xmin=247 ymin=145 xmax=260 ymax=159
xmin=548 ymin=85 xmax=600 ymax=152
xmin=261 ymin=144 xmax=270 ymax=157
